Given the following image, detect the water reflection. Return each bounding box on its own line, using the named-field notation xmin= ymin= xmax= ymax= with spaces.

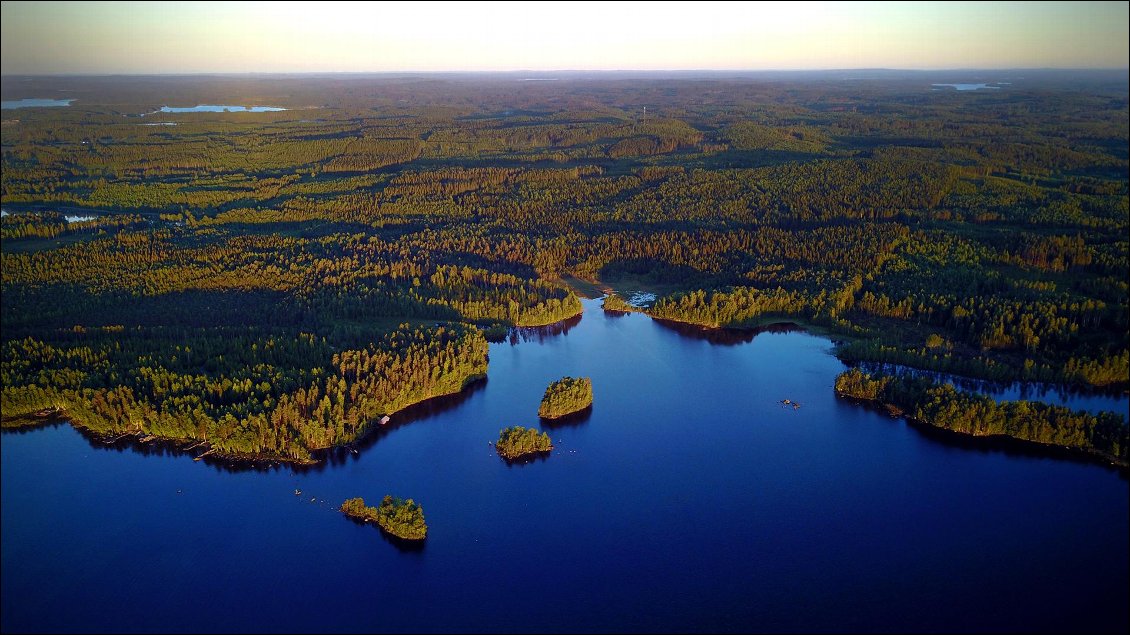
xmin=858 ymin=361 xmax=1129 ymax=414
xmin=905 ymin=414 xmax=1129 ymax=477
xmin=841 ymin=395 xmax=1128 ymax=477
xmin=539 ymin=405 xmax=593 ymax=428
xmin=48 ymin=378 xmax=491 ymax=475
xmin=319 ymin=378 xmax=489 ymax=467
xmin=342 ymin=515 xmax=428 ymax=554
xmin=500 ymin=449 xmax=552 ymax=467
xmin=653 ymin=318 xmax=803 ymax=346
xmin=77 ymin=428 xmax=294 ymax=474
xmin=507 ymin=313 xmax=582 ymax=344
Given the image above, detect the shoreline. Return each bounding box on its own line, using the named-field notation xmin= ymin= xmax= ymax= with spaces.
xmin=834 ymin=390 xmax=1129 ymax=472
xmin=617 ymin=301 xmax=1127 ymax=400
xmin=496 ymin=447 xmax=553 ymax=463
xmin=1 ymin=372 xmax=491 ymax=469
xmin=340 ymin=507 xmax=427 ymax=543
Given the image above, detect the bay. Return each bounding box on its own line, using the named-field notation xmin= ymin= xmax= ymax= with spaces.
xmin=2 ymin=298 xmax=1126 ymax=633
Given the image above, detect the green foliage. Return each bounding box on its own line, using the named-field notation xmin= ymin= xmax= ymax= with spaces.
xmin=835 ymin=369 xmax=1128 ymax=466
xmin=537 ymin=376 xmax=593 ymax=419
xmin=340 ymin=495 xmax=428 ymax=541
xmin=496 ymin=425 xmax=553 ymax=460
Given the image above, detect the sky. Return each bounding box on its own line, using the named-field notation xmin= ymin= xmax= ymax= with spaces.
xmin=1 ymin=1 xmax=1127 ymax=74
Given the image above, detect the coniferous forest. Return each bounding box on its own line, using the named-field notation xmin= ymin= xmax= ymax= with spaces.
xmin=835 ymin=368 xmax=1127 ymax=465
xmin=495 ymin=425 xmax=554 ymax=461
xmin=1 ymin=72 xmax=1126 ymax=463
xmin=538 ymin=376 xmax=593 ymax=419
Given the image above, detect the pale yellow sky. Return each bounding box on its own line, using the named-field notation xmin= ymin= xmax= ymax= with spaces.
xmin=1 ymin=1 xmax=1127 ymax=74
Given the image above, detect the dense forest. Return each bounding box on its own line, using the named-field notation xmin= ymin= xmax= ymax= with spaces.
xmin=495 ymin=425 xmax=554 ymax=461
xmin=834 ymin=369 xmax=1128 ymax=466
xmin=538 ymin=376 xmax=593 ymax=419
xmin=340 ymin=495 xmax=428 ymax=541
xmin=1 ymin=72 xmax=1126 ymax=462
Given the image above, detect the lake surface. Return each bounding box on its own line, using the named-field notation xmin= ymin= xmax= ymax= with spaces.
xmin=931 ymin=83 xmax=1000 ymax=91
xmin=2 ymin=298 xmax=1126 ymax=633
xmin=159 ymin=105 xmax=286 ymax=113
xmin=1 ymin=98 xmax=74 ymax=109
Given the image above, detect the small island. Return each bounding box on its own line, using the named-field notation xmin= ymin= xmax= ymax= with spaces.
xmin=601 ymin=294 xmax=637 ymax=313
xmin=537 ymin=376 xmax=593 ymax=419
xmin=495 ymin=425 xmax=553 ymax=460
xmin=340 ymin=495 xmax=428 ymax=541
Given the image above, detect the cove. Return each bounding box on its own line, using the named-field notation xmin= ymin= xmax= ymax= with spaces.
xmin=2 ymin=298 xmax=1126 ymax=633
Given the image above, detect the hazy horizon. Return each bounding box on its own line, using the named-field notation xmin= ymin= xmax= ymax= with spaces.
xmin=2 ymin=1 xmax=1127 ymax=75
xmin=2 ymin=67 xmax=1128 ymax=78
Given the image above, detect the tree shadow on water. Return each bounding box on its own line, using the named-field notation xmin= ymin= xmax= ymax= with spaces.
xmin=654 ymin=318 xmax=805 ymax=346
xmin=319 ymin=377 xmax=490 ymax=468
xmin=539 ymin=405 xmax=593 ymax=429
xmin=341 ymin=514 xmax=427 ymax=554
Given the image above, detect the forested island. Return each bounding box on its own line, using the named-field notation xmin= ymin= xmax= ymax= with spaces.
xmin=340 ymin=495 xmax=428 ymax=541
xmin=538 ymin=376 xmax=593 ymax=419
xmin=835 ymin=369 xmax=1128 ymax=467
xmin=495 ymin=426 xmax=553 ymax=460
xmin=1 ymin=71 xmax=1126 ymax=464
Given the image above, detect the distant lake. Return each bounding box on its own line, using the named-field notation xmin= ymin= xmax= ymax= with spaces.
xmin=0 ymin=210 xmax=94 ymax=223
xmin=2 ymin=298 xmax=1126 ymax=633
xmin=159 ymin=105 xmax=287 ymax=113
xmin=932 ymin=83 xmax=1000 ymax=91
xmin=1 ymin=98 xmax=74 ymax=109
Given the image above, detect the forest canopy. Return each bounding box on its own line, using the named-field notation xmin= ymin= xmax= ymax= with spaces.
xmin=538 ymin=376 xmax=593 ymax=419
xmin=496 ymin=425 xmax=553 ymax=460
xmin=2 ymin=72 xmax=1126 ymax=463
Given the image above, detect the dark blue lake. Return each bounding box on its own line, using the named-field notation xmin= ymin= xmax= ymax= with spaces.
xmin=2 ymin=299 xmax=1127 ymax=633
